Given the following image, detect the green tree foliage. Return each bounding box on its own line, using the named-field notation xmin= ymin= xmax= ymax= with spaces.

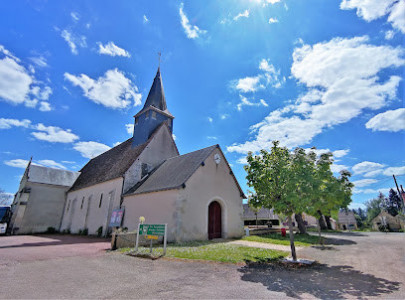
xmin=386 ymin=189 xmax=402 ymax=216
xmin=365 ymin=192 xmax=386 ymax=223
xmin=244 ymin=141 xmax=354 ymax=260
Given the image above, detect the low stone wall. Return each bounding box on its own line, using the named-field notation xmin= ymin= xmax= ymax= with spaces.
xmin=112 ymin=231 xmax=137 ymax=249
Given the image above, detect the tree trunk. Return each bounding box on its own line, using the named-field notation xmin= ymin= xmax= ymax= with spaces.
xmin=295 ymin=213 xmax=307 ymax=234
xmin=317 ymin=218 xmax=323 ymax=247
xmin=287 ymin=215 xmax=297 ymax=261
xmin=325 ymin=215 xmax=332 ymax=230
xmin=317 ymin=210 xmax=327 ymax=230
xmin=255 ymin=212 xmax=258 ymax=229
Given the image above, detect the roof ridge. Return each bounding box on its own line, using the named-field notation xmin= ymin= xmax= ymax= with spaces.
xmin=164 ymin=144 xmax=218 ymax=162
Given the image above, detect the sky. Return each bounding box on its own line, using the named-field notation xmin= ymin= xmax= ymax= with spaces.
xmin=0 ymin=0 xmax=404 ymax=209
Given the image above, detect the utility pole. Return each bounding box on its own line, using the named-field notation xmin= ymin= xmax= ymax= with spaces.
xmin=393 ymin=175 xmax=404 ymax=212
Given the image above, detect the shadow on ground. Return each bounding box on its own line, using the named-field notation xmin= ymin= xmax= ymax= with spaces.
xmin=322 ymin=237 xmax=356 ymax=245
xmin=0 ymin=235 xmax=109 ymax=249
xmin=238 ymin=263 xmax=400 ymax=299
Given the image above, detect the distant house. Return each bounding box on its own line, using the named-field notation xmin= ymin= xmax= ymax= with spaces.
xmin=243 ymin=204 xmax=279 ymax=226
xmin=338 ymin=210 xmax=357 ymax=230
xmin=371 ymin=211 xmax=405 ymax=231
xmin=9 ymin=162 xmax=80 ymax=234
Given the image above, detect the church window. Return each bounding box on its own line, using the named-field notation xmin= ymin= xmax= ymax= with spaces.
xmin=135 ymin=117 xmax=139 ymax=125
xmin=152 ymin=111 xmax=157 ymax=119
xmin=99 ymin=193 xmax=103 ymax=208
xmin=81 ymin=197 xmax=85 ymax=209
xmin=141 ymin=163 xmax=148 ymax=178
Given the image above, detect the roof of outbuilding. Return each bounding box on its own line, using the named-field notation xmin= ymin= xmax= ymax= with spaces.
xmin=242 ymin=204 xmax=277 ymax=220
xmin=124 ymin=144 xmax=246 ymax=197
xmin=69 ymin=122 xmax=169 ymax=192
xmin=124 ymin=145 xmax=218 ymax=195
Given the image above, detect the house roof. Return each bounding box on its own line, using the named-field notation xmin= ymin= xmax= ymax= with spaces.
xmin=242 ymin=204 xmax=276 ymax=220
xmin=69 ymin=122 xmax=170 ymax=192
xmin=124 ymin=145 xmax=218 ymax=196
xmin=134 ymin=67 xmax=173 ymax=118
xmin=28 ymin=165 xmax=80 ymax=187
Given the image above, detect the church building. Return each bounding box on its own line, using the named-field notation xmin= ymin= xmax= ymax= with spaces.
xmin=60 ymin=67 xmax=245 ymax=242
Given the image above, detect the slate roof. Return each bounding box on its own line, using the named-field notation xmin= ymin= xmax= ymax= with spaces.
xmin=135 ymin=68 xmax=173 ymax=118
xmin=28 ymin=165 xmax=80 ymax=187
xmin=69 ymin=138 xmax=147 ymax=192
xmin=124 ymin=145 xmax=218 ymax=195
xmin=124 ymin=145 xmax=246 ymax=198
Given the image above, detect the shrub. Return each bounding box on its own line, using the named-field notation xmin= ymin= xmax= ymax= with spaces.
xmin=97 ymin=226 xmax=103 ymax=237
xmin=82 ymin=228 xmax=88 ymax=235
xmin=46 ymin=227 xmax=57 ymax=234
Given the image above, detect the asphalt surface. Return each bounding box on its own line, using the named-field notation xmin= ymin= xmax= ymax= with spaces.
xmin=0 ymin=232 xmax=404 ymax=299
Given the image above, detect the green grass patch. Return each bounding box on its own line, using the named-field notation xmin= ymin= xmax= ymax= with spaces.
xmin=242 ymin=233 xmax=320 ymax=247
xmin=119 ymin=240 xmax=287 ymax=264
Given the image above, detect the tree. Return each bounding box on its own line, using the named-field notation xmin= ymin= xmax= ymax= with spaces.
xmin=245 ymin=142 xmax=313 ymax=261
xmin=0 ymin=188 xmax=13 ymax=206
xmin=386 ymin=189 xmax=402 ymax=216
xmin=365 ymin=192 xmax=386 ymax=223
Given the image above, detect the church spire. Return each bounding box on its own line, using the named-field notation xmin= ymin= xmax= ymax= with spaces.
xmin=132 ymin=66 xmax=174 ymax=147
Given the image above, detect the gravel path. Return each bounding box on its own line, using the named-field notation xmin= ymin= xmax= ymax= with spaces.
xmin=227 ymin=239 xmax=302 ymax=252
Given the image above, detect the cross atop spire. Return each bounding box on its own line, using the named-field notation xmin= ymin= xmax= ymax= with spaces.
xmin=158 ymin=51 xmax=161 ymax=68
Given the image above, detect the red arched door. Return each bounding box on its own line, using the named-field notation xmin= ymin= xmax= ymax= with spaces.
xmin=208 ymin=201 xmax=222 ymax=239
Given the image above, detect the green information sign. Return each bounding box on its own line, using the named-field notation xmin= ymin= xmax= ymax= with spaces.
xmin=139 ymin=224 xmax=166 ymax=236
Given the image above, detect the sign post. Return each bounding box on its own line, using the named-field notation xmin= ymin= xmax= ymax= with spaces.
xmin=135 ymin=223 xmax=167 ymax=256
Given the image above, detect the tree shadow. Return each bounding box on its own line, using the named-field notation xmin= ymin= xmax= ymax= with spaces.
xmin=238 ymin=263 xmax=400 ymax=299
xmin=323 ymin=237 xmax=356 ymax=245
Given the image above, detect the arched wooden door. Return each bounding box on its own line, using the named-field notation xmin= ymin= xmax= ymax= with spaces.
xmin=208 ymin=201 xmax=222 ymax=239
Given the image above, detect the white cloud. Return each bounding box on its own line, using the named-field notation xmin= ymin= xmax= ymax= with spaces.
xmin=0 ymin=45 xmax=52 ymax=109
xmin=172 ymin=134 xmax=177 ymax=141
xmin=207 ymin=117 xmax=213 ymax=123
xmin=234 ymin=10 xmax=250 ymax=21
xmin=64 ymin=69 xmax=142 ymax=109
xmin=179 ymin=3 xmax=207 ymax=39
xmin=331 ymin=163 xmax=350 ymax=173
xmin=37 ymin=159 xmax=66 ymax=169
xmin=340 ymin=0 xmax=405 ymax=33
xmin=269 ymin=18 xmax=279 ymax=23
xmin=383 ymin=166 xmax=405 ymax=176
xmin=29 ymin=56 xmax=47 ymax=68
xmin=352 ymin=161 xmax=385 ymax=175
xmin=4 ymin=159 xmax=31 ymax=169
xmin=353 ymin=187 xmax=391 ymax=195
xmin=353 ymin=178 xmax=378 ymax=187
xmin=0 ymin=118 xmax=31 ymax=129
xmin=366 ymin=108 xmax=405 ymax=132
xmin=233 ymin=58 xmax=284 ymax=93
xmin=237 ymin=95 xmax=268 ymax=111
xmin=143 ymin=15 xmax=149 ymax=24
xmin=39 ymin=101 xmax=52 ymax=112
xmin=228 ymin=36 xmax=404 ymax=153
xmin=71 ymin=12 xmax=80 ymax=22
xmin=385 ymin=30 xmax=395 ymax=40
xmin=73 ymin=141 xmax=111 ymax=159
xmin=333 ymin=149 xmax=350 ymax=158
xmin=61 ymin=29 xmax=87 ymax=55
xmin=97 ymin=42 xmax=131 ymax=58
xmin=252 ymin=0 xmax=282 ymax=6
xmin=31 ymin=123 xmax=79 ymax=143
xmin=126 ymin=123 xmax=134 ymax=135
xmin=237 ymin=156 xmax=248 ymax=165
xmin=220 ymin=114 xmax=229 ymax=120
xmin=207 ymin=136 xmax=218 ymax=140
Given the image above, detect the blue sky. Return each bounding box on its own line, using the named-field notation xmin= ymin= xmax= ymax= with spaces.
xmin=0 ymin=0 xmax=404 ymax=209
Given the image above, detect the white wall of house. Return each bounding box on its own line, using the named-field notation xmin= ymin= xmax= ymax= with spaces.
xmin=122 ymin=189 xmax=179 ymax=241
xmin=61 ymin=178 xmax=123 ymax=236
xmin=177 ymin=148 xmax=244 ymax=241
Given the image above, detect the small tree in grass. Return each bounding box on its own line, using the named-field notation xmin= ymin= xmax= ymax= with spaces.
xmin=245 ymin=142 xmax=313 ymax=261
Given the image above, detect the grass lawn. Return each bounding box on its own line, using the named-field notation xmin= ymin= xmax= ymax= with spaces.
xmin=242 ymin=233 xmax=320 ymax=247
xmin=120 ymin=240 xmax=288 ymax=264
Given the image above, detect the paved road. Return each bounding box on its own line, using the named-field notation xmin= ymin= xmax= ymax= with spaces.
xmin=0 ymin=233 xmax=404 ymax=299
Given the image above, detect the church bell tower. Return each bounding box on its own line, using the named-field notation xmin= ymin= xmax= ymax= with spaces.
xmin=132 ymin=67 xmax=174 ymax=147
